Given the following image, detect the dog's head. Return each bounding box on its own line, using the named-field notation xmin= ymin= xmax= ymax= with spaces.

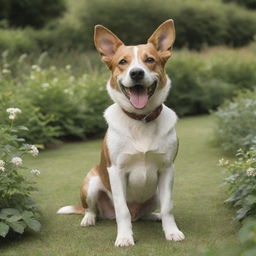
xmin=94 ymin=20 xmax=175 ymax=113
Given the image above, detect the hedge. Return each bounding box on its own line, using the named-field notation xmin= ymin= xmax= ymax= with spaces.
xmin=81 ymin=0 xmax=256 ymax=50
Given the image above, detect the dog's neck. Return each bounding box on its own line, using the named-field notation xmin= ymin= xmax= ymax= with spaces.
xmin=121 ymin=104 xmax=163 ymax=123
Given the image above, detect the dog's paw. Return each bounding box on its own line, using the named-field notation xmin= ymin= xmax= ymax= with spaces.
xmin=115 ymin=235 xmax=135 ymax=247
xmin=165 ymin=229 xmax=185 ymax=241
xmin=80 ymin=212 xmax=96 ymax=227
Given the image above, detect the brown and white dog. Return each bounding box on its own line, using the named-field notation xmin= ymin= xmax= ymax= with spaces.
xmin=57 ymin=19 xmax=185 ymax=247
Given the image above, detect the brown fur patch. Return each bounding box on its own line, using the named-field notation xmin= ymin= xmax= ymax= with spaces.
xmin=80 ymin=134 xmax=112 ymax=209
xmin=137 ymin=44 xmax=168 ymax=87
xmin=80 ymin=167 xmax=98 ymax=208
xmin=98 ymin=134 xmax=112 ymax=191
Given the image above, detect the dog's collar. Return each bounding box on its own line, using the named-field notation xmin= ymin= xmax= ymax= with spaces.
xmin=121 ymin=104 xmax=163 ymax=123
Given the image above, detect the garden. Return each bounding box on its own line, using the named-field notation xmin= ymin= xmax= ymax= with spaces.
xmin=0 ymin=0 xmax=256 ymax=255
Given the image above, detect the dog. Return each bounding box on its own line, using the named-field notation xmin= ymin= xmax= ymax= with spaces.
xmin=57 ymin=19 xmax=185 ymax=247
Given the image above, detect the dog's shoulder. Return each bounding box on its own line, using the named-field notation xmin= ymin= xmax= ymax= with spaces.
xmin=159 ymin=105 xmax=178 ymax=133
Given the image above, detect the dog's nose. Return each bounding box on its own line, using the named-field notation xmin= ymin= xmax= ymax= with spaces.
xmin=130 ymin=68 xmax=144 ymax=81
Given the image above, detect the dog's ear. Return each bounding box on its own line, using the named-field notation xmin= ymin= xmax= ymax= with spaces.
xmin=94 ymin=25 xmax=124 ymax=67
xmin=147 ymin=19 xmax=175 ymax=62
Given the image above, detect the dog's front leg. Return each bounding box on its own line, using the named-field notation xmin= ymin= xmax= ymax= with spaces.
xmin=159 ymin=164 xmax=185 ymax=241
xmin=108 ymin=166 xmax=134 ymax=247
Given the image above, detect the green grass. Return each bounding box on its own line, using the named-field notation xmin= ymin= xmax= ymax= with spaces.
xmin=1 ymin=115 xmax=240 ymax=256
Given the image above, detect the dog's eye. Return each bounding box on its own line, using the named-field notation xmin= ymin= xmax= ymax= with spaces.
xmin=145 ymin=57 xmax=155 ymax=63
xmin=119 ymin=59 xmax=127 ymax=65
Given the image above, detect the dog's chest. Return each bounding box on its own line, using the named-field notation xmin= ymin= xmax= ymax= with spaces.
xmin=115 ymin=128 xmax=175 ymax=203
xmin=105 ymin=104 xmax=178 ymax=203
xmin=124 ymin=150 xmax=165 ymax=202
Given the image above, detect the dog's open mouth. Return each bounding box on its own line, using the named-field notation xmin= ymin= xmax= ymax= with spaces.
xmin=120 ymin=81 xmax=157 ymax=109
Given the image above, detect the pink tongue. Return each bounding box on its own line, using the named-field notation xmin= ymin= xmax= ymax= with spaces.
xmin=129 ymin=90 xmax=149 ymax=109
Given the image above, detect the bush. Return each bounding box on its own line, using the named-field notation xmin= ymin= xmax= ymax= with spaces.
xmin=0 ymin=0 xmax=66 ymax=28
xmin=33 ymin=23 xmax=84 ymax=52
xmin=223 ymin=0 xmax=256 ymax=10
xmin=220 ymin=148 xmax=256 ymax=221
xmin=0 ymin=108 xmax=41 ymax=238
xmin=224 ymin=6 xmax=256 ymax=47
xmin=211 ymin=149 xmax=256 ymax=256
xmin=0 ymin=61 xmax=110 ymax=146
xmin=238 ymin=218 xmax=256 ymax=256
xmin=81 ymin=0 xmax=256 ymax=50
xmin=0 ymin=29 xmax=39 ymax=55
xmin=166 ymin=49 xmax=256 ymax=116
xmin=214 ymin=90 xmax=256 ymax=153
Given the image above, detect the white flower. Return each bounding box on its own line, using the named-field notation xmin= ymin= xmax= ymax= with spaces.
xmin=68 ymin=76 xmax=75 ymax=83
xmin=11 ymin=157 xmax=23 ymax=166
xmin=41 ymin=82 xmax=50 ymax=89
xmin=52 ymin=78 xmax=58 ymax=83
xmin=2 ymin=69 xmax=11 ymax=75
xmin=31 ymin=169 xmax=40 ymax=176
xmin=0 ymin=160 xmax=5 ymax=171
xmin=7 ymin=108 xmax=22 ymax=114
xmin=218 ymin=158 xmax=225 ymax=166
xmin=18 ymin=53 xmax=28 ymax=63
xmin=0 ymin=160 xmax=5 ymax=167
xmin=65 ymin=65 xmax=71 ymax=70
xmin=29 ymin=145 xmax=39 ymax=157
xmin=9 ymin=114 xmax=15 ymax=120
xmin=6 ymin=108 xmax=22 ymax=120
xmin=246 ymin=167 xmax=256 ymax=177
xmin=31 ymin=65 xmax=41 ymax=72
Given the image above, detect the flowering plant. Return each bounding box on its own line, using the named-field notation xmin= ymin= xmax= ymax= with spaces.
xmin=219 ymin=148 xmax=256 ymax=221
xmin=0 ymin=108 xmax=41 ymax=238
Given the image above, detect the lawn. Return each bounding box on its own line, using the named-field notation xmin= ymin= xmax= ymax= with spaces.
xmin=0 ymin=115 xmax=240 ymax=256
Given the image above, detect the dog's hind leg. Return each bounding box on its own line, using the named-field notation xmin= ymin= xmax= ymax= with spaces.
xmin=80 ymin=167 xmax=103 ymax=227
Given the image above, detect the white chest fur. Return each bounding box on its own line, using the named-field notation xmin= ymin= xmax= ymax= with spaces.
xmin=105 ymin=104 xmax=178 ymax=203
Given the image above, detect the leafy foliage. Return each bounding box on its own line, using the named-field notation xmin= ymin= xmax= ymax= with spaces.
xmin=223 ymin=0 xmax=256 ymax=10
xmin=238 ymin=218 xmax=256 ymax=256
xmin=2 ymin=0 xmax=256 ymax=53
xmin=1 ymin=47 xmax=256 ymax=145
xmin=214 ymin=90 xmax=256 ymax=152
xmin=220 ymin=148 xmax=256 ymax=221
xmin=166 ymin=50 xmax=256 ymax=116
xmin=0 ymin=109 xmax=41 ymax=238
xmin=81 ymin=0 xmax=256 ymax=50
xmin=220 ymin=148 xmax=256 ymax=255
xmin=0 ymin=0 xmax=66 ymax=28
xmin=0 ymin=55 xmax=110 ymax=146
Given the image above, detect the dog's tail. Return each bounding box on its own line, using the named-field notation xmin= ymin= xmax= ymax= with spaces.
xmin=57 ymin=205 xmax=85 ymax=215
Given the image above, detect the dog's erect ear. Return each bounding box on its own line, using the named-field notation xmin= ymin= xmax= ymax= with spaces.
xmin=147 ymin=19 xmax=175 ymax=61
xmin=94 ymin=25 xmax=124 ymax=67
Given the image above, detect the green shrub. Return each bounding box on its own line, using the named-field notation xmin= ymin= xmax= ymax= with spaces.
xmin=210 ymin=149 xmax=256 ymax=256
xmin=81 ymin=0 xmax=256 ymax=50
xmin=223 ymin=0 xmax=256 ymax=9
xmin=220 ymin=148 xmax=256 ymax=220
xmin=0 ymin=108 xmax=41 ymax=238
xmin=165 ymin=49 xmax=256 ymax=116
xmin=238 ymin=218 xmax=256 ymax=256
xmin=0 ymin=0 xmax=66 ymax=28
xmin=0 ymin=29 xmax=39 ymax=55
xmin=224 ymin=6 xmax=256 ymax=47
xmin=214 ymin=90 xmax=256 ymax=153
xmin=0 ymin=61 xmax=110 ymax=146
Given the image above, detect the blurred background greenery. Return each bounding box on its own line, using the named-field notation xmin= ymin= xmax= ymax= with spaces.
xmin=0 ymin=1 xmax=256 ymax=254
xmin=0 ymin=0 xmax=256 ymax=146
